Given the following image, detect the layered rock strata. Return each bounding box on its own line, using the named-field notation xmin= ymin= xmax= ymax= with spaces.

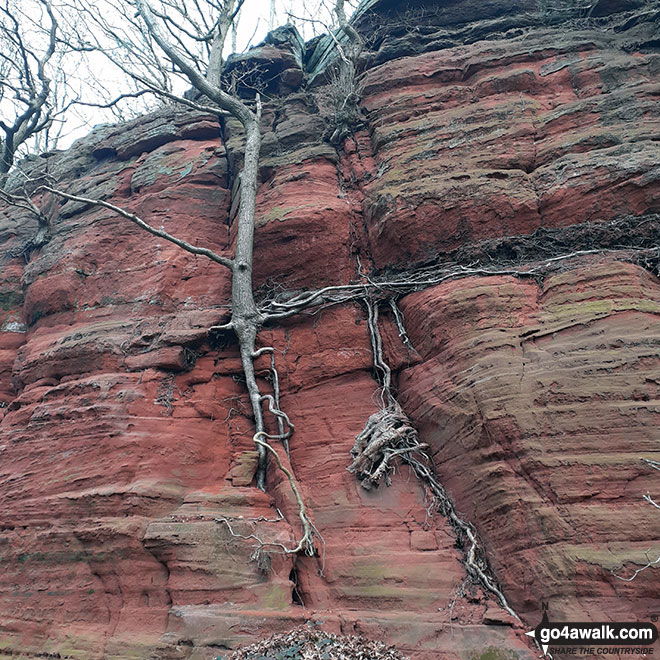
xmin=1 ymin=1 xmax=659 ymax=659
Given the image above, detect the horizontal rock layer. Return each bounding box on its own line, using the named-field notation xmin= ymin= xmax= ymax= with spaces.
xmin=1 ymin=1 xmax=659 ymax=659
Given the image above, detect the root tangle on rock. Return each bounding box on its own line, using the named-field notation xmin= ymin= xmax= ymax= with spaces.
xmin=349 ymin=297 xmax=520 ymax=621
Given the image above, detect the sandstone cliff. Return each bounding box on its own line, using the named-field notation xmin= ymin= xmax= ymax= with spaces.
xmin=1 ymin=1 xmax=659 ymax=659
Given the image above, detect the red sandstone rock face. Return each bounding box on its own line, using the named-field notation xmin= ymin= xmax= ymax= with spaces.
xmin=398 ymin=261 xmax=660 ymax=623
xmin=357 ymin=35 xmax=660 ymax=269
xmin=1 ymin=3 xmax=659 ymax=660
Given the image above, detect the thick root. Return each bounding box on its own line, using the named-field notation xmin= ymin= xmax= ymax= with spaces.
xmin=348 ymin=405 xmax=427 ymax=489
xmin=254 ymin=433 xmax=318 ymax=558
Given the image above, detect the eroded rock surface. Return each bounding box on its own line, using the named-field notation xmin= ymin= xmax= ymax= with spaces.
xmin=1 ymin=1 xmax=659 ymax=659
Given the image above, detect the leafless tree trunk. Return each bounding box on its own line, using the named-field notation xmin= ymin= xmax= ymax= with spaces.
xmin=0 ymin=0 xmax=58 ymax=187
xmin=6 ymin=0 xmax=360 ymax=490
xmin=207 ymin=0 xmax=244 ymax=85
xmin=269 ymin=0 xmax=277 ymax=30
xmin=132 ymin=0 xmax=277 ymax=487
xmin=231 ymin=4 xmax=241 ymax=53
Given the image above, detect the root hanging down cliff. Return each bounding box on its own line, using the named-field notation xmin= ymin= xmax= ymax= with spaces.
xmin=349 ymin=298 xmax=521 ymax=622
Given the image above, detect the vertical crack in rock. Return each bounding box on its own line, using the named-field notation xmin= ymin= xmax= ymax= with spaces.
xmin=331 ymin=135 xmax=374 ymax=279
xmin=140 ymin=533 xmax=173 ymax=613
xmin=321 ymin=64 xmax=380 ymax=278
xmin=289 ymin=563 xmax=304 ymax=606
xmin=524 ymin=90 xmax=544 ymax=230
xmin=218 ymin=114 xmax=234 ymax=255
xmin=349 ymin=297 xmax=522 ymax=621
xmin=73 ymin=534 xmax=123 ymax=657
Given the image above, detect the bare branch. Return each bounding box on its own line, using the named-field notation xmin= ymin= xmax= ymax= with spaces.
xmin=41 ymin=185 xmax=234 ymax=269
xmin=65 ymin=89 xmax=153 ymax=110
xmin=133 ymin=0 xmax=255 ymax=127
xmin=0 ymin=187 xmax=42 ymax=217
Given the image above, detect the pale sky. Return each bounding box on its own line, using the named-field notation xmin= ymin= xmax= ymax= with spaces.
xmin=1 ymin=0 xmax=360 ymax=158
xmin=55 ymin=0 xmax=360 ymax=150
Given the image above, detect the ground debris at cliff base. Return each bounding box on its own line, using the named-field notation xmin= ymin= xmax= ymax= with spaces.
xmin=226 ymin=625 xmax=409 ymax=660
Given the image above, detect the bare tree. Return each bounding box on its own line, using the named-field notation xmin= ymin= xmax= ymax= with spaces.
xmin=0 ymin=0 xmax=152 ymax=252
xmin=82 ymin=0 xmax=271 ymax=490
xmin=36 ymin=0 xmax=361 ymax=491
xmin=328 ymin=0 xmax=363 ymax=145
xmin=0 ymin=0 xmax=72 ymax=254
xmin=0 ymin=0 xmax=152 ymax=187
xmin=0 ymin=0 xmax=58 ymax=186
xmin=4 ymin=0 xmax=656 ymax=627
xmin=69 ymin=0 xmax=245 ymax=96
xmin=3 ymin=0 xmax=357 ymax=492
xmin=2 ymin=0 xmax=366 ymax=563
xmin=286 ymin=0 xmax=362 ymax=142
xmin=0 ymin=0 xmax=362 ymax=185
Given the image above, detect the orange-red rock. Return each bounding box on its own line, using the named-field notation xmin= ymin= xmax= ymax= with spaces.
xmin=1 ymin=2 xmax=659 ymax=659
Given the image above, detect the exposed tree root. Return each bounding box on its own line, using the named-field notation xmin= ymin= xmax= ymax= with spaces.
xmin=609 ymin=458 xmax=660 ymax=581
xmin=349 ymin=297 xmax=521 ymax=621
xmin=449 ymin=213 xmax=660 ymax=272
xmin=253 ymin=433 xmax=318 ymax=558
xmin=258 ymin=244 xmax=659 ymax=323
xmin=364 ymin=301 xmax=395 ymax=408
xmin=389 ymin=297 xmax=415 ymax=352
xmin=349 ymin=405 xmax=428 ymax=490
xmin=215 ymin=433 xmax=324 ymax=577
xmin=259 ymin=263 xmax=542 ymax=321
xmin=644 ymin=493 xmax=660 ymax=509
xmin=611 ymin=553 xmax=660 ymax=582
xmin=258 ymin=212 xmax=660 ymax=323
xmin=254 ymin=346 xmax=293 ymax=457
xmin=642 ymin=458 xmax=660 ymax=472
